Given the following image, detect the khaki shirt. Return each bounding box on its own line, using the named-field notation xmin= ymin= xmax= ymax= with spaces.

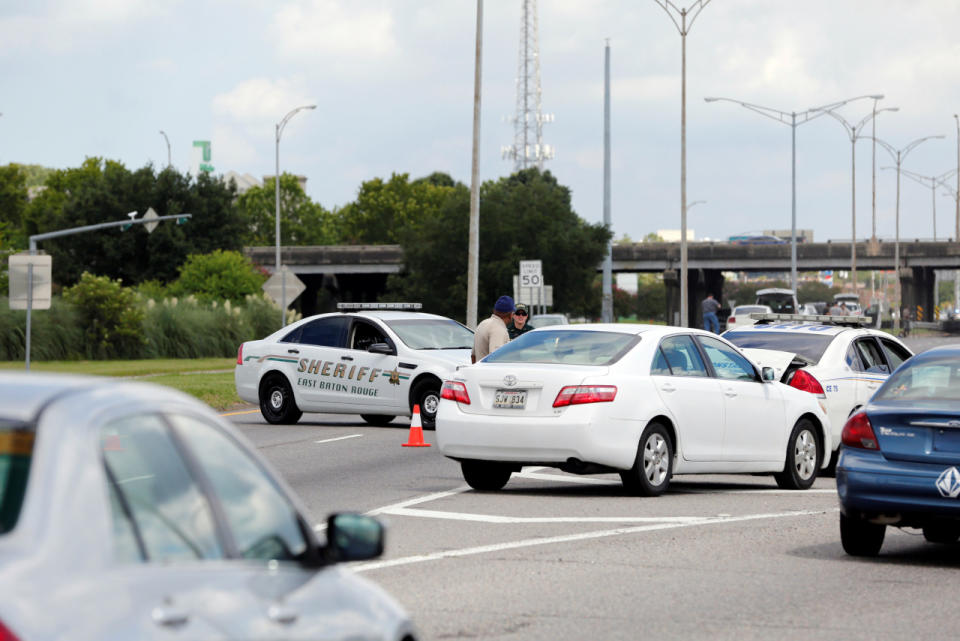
xmin=473 ymin=314 xmax=510 ymax=362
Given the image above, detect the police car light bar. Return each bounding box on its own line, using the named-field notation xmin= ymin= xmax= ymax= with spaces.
xmin=749 ymin=313 xmax=873 ymax=326
xmin=337 ymin=302 xmax=423 ymax=311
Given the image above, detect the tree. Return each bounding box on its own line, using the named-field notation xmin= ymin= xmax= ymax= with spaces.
xmin=235 ymin=173 xmax=339 ymax=246
xmin=22 ymin=159 xmax=245 ymax=287
xmin=0 ymin=164 xmax=29 ymax=247
xmin=63 ymin=272 xmax=145 ymax=359
xmin=170 ymin=250 xmax=267 ymax=303
xmin=386 ymin=168 xmax=611 ymax=322
xmin=337 ymin=173 xmax=453 ymax=245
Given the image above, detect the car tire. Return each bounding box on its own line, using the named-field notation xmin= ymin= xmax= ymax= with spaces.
xmin=411 ymin=378 xmax=441 ymax=430
xmin=259 ymin=375 xmax=303 ymax=425
xmin=775 ymin=418 xmax=820 ymax=490
xmin=361 ymin=414 xmax=396 ymax=427
xmin=461 ymin=460 xmax=513 ymax=491
xmin=922 ymin=524 xmax=960 ymax=544
xmin=840 ymin=513 xmax=885 ymax=557
xmin=620 ymin=422 xmax=673 ymax=497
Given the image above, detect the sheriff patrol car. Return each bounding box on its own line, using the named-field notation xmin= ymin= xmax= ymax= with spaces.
xmin=235 ymin=303 xmax=474 ymax=428
xmin=723 ymin=313 xmax=913 ymax=466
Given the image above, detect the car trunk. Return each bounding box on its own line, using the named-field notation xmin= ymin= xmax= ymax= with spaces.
xmin=871 ymin=404 xmax=960 ymax=465
xmin=456 ymin=363 xmax=607 ymax=418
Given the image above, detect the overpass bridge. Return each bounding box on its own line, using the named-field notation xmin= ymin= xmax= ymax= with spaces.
xmin=246 ymin=239 xmax=960 ymax=324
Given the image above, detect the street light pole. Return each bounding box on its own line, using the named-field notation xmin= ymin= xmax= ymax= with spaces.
xmin=889 ymin=167 xmax=956 ymax=241
xmin=653 ymin=0 xmax=712 ymax=328
xmin=275 ymin=104 xmax=316 ymax=329
xmin=159 ymin=130 xmax=171 ymax=168
xmin=467 ymin=0 xmax=483 ymax=329
xmin=823 ymin=103 xmax=897 ymax=295
xmin=704 ymin=94 xmax=883 ymax=295
xmin=869 ymin=134 xmax=944 ymax=333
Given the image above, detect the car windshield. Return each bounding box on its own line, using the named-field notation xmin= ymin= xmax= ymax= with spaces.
xmin=483 ymin=329 xmax=638 ymax=365
xmin=724 ymin=331 xmax=833 ymax=364
xmin=874 ymin=358 xmax=960 ymax=402
xmin=0 ymin=421 xmax=34 ymax=535
xmin=384 ymin=318 xmax=474 ymax=350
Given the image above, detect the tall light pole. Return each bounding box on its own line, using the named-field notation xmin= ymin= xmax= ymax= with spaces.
xmin=467 ymin=0 xmax=483 ymax=329
xmin=601 ymin=38 xmax=613 ymax=324
xmin=705 ymin=94 xmax=883 ymax=295
xmin=275 ymin=104 xmax=316 ymax=328
xmin=869 ymin=134 xmax=944 ymax=333
xmin=823 ymin=102 xmax=897 ymax=296
xmin=653 ymin=0 xmax=712 ymax=328
xmin=888 ymin=167 xmax=956 ymax=240
xmin=159 ymin=130 xmax=171 ymax=168
xmin=687 ymin=200 xmax=705 ymax=212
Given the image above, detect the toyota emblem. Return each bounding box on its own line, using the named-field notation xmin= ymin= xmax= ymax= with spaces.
xmin=503 ymin=375 xmax=518 ymax=387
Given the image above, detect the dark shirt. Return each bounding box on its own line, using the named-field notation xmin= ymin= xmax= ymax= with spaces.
xmin=507 ymin=321 xmax=535 ymax=340
xmin=702 ymin=298 xmax=721 ymax=314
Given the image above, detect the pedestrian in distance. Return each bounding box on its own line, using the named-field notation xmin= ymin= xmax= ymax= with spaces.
xmin=829 ymin=301 xmax=845 ymax=316
xmin=472 ymin=295 xmax=515 ymax=363
xmin=507 ymin=302 xmax=535 ymax=340
xmin=702 ymin=293 xmax=721 ymax=334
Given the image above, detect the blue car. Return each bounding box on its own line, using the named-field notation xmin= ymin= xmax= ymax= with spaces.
xmin=837 ymin=345 xmax=960 ymax=556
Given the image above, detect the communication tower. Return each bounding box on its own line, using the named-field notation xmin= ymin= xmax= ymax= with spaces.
xmin=502 ymin=0 xmax=554 ymax=171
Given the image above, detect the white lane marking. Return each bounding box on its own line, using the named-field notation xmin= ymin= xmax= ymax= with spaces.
xmin=378 ymin=507 xmax=708 ymax=524
xmin=351 ymin=508 xmax=835 ymax=573
xmin=314 ymin=487 xmax=471 ymax=532
xmin=514 ymin=469 xmax=837 ymax=493
xmin=513 ymin=470 xmax=617 ymax=485
xmin=674 ymin=488 xmax=836 ymax=495
xmin=314 ymin=434 xmax=363 ymax=445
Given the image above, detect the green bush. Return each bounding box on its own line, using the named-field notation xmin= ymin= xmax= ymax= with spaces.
xmin=0 ymin=298 xmax=85 ymax=360
xmin=169 ymin=250 xmax=266 ymax=303
xmin=63 ymin=272 xmax=145 ymax=359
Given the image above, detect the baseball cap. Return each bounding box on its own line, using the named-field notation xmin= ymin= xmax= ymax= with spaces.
xmin=494 ymin=295 xmax=515 ymax=313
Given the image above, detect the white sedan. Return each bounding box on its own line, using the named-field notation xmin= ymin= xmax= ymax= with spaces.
xmin=722 ymin=317 xmax=913 ymax=466
xmin=725 ymin=304 xmax=771 ymax=330
xmin=236 ymin=304 xmax=474 ymax=428
xmin=436 ymin=324 xmax=831 ymax=495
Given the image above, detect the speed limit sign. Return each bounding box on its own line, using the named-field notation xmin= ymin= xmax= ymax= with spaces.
xmin=519 ymin=260 xmax=542 ymax=287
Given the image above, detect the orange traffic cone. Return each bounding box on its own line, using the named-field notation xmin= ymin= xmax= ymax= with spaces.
xmin=402 ymin=404 xmax=431 ymax=447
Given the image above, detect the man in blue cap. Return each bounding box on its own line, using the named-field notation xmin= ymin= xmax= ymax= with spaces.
xmin=472 ymin=295 xmax=515 ymax=363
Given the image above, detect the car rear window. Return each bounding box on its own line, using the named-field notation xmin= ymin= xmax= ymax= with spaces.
xmin=0 ymin=423 xmax=35 ymax=535
xmin=484 ymin=330 xmax=638 ymax=365
xmin=724 ymin=331 xmax=833 ymax=364
xmin=875 ymin=358 xmax=960 ymax=402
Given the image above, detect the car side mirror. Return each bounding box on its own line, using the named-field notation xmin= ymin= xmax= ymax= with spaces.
xmin=367 ymin=342 xmax=395 ymax=355
xmin=323 ymin=513 xmax=384 ymax=563
xmin=761 ymin=367 xmax=776 ymax=382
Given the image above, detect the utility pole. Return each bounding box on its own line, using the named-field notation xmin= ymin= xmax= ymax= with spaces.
xmin=467 ymin=0 xmax=483 ymax=328
xmin=601 ymin=39 xmax=613 ymax=323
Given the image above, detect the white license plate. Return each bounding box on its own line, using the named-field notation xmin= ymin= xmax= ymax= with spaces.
xmin=494 ymin=389 xmax=527 ymax=409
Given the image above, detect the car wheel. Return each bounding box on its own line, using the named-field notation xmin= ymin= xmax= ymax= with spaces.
xmin=922 ymin=524 xmax=960 ymax=544
xmin=360 ymin=414 xmax=396 ymax=427
xmin=775 ymin=418 xmax=820 ymax=490
xmin=411 ymin=379 xmax=441 ymax=430
xmin=621 ymin=422 xmax=673 ymax=497
xmin=840 ymin=513 xmax=885 ymax=557
xmin=259 ymin=375 xmax=303 ymax=425
xmin=461 ymin=460 xmax=513 ymax=491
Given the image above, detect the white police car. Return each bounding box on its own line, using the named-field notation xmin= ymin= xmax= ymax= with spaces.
xmin=235 ymin=303 xmax=474 ymax=428
xmin=723 ymin=314 xmax=913 ymax=466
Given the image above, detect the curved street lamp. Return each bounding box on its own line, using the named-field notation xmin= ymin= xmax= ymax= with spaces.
xmin=704 ymin=94 xmax=883 ymax=294
xmin=868 ymin=134 xmax=944 ymax=332
xmin=159 ymin=130 xmax=171 ymax=168
xmin=275 ymin=104 xmax=316 ymax=328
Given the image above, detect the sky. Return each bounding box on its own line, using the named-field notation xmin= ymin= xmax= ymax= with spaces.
xmin=2 ymin=0 xmax=960 ymax=245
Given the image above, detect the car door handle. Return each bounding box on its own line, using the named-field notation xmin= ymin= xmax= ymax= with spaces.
xmin=724 ymin=388 xmax=737 ymax=398
xmin=152 ymin=606 xmax=190 ymax=628
xmin=341 ymin=355 xmax=354 ymax=361
xmin=287 ymin=348 xmax=300 ymax=354
xmin=267 ymin=604 xmax=299 ymax=625
xmin=659 ymin=384 xmax=676 ymax=393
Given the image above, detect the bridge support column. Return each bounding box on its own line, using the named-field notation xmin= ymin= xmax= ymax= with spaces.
xmin=663 ymin=270 xmax=680 ymax=326
xmin=901 ymin=267 xmax=936 ymax=322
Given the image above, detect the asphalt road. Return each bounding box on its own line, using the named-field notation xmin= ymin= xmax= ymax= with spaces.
xmin=227 ymin=334 xmax=960 ymax=641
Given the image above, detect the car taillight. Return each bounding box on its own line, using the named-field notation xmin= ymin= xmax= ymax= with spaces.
xmin=0 ymin=620 xmax=22 ymax=641
xmin=727 ymin=316 xmax=736 ymax=324
xmin=842 ymin=411 xmax=878 ymax=450
xmin=236 ymin=343 xmax=244 ymax=365
xmin=553 ymin=385 xmax=618 ymax=408
xmin=441 ymin=381 xmax=471 ymax=404
xmin=789 ymin=369 xmax=826 ymax=398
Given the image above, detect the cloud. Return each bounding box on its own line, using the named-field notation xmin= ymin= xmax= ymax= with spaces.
xmin=212 ymin=77 xmax=316 ymax=126
xmin=270 ymin=0 xmax=396 ymax=61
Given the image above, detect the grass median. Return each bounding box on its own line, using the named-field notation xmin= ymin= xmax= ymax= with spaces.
xmin=0 ymin=358 xmax=247 ymax=411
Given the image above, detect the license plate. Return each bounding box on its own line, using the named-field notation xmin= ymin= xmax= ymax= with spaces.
xmin=494 ymin=389 xmax=527 ymax=409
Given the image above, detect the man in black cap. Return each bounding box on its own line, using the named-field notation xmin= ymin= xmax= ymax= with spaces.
xmin=472 ymin=295 xmax=515 ymax=363
xmin=507 ymin=302 xmax=535 ymax=340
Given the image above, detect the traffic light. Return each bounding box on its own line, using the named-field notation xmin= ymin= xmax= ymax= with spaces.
xmin=176 ymin=216 xmax=188 ymax=225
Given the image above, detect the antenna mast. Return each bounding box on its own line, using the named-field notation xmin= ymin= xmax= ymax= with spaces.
xmin=502 ymin=0 xmax=554 ymax=170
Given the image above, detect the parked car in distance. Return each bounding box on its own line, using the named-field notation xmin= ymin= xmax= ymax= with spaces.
xmin=755 ymin=288 xmax=799 ymax=314
xmin=0 ymin=373 xmax=417 ymax=641
xmin=235 ymin=303 xmax=474 ymax=428
xmin=724 ymin=317 xmax=913 ymax=468
xmin=529 ymin=313 xmax=570 ymax=328
xmin=800 ymin=302 xmax=827 ymax=316
xmin=728 ymin=234 xmax=787 ymax=245
xmin=725 ymin=304 xmax=772 ymax=330
xmin=437 ymin=324 xmax=831 ymax=496
xmin=837 ymin=345 xmax=960 ymax=556
xmin=833 ymin=293 xmax=862 ymax=315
